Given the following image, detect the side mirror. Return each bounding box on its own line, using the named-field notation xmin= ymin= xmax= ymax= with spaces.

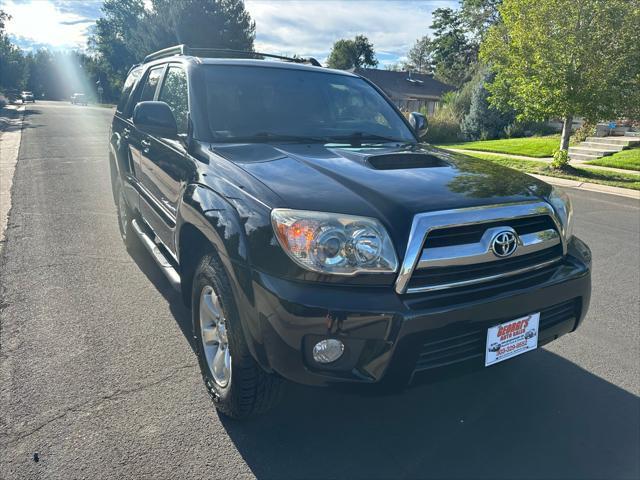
xmin=133 ymin=101 xmax=177 ymax=138
xmin=409 ymin=112 xmax=428 ymax=139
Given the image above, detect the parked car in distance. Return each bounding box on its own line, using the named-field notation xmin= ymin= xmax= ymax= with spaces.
xmin=70 ymin=93 xmax=88 ymax=105
xmin=21 ymin=91 xmax=35 ymax=103
xmin=109 ymin=45 xmax=592 ymax=419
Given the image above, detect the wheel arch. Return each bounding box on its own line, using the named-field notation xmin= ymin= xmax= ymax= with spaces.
xmin=176 ymin=184 xmax=270 ymax=370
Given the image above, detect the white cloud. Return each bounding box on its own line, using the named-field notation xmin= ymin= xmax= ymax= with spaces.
xmin=4 ymin=0 xmax=458 ymax=64
xmin=3 ymin=0 xmax=94 ymax=50
xmin=245 ymin=0 xmax=456 ymax=65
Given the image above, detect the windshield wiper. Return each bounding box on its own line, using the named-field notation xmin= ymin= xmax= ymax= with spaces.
xmin=216 ymin=132 xmax=328 ymax=143
xmin=326 ymin=132 xmax=409 ymax=146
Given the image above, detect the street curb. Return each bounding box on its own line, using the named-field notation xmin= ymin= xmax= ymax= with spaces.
xmin=529 ymin=173 xmax=640 ymax=200
xmin=0 ymin=105 xmax=25 ymax=251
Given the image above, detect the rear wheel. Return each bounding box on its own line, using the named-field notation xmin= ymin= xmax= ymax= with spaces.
xmin=192 ymin=252 xmax=284 ymax=419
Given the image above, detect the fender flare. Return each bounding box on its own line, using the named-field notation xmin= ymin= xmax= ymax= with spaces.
xmin=176 ymin=184 xmax=271 ymax=370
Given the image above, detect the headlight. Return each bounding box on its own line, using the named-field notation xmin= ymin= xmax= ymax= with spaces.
xmin=548 ymin=186 xmax=573 ymax=240
xmin=271 ymin=209 xmax=398 ymax=275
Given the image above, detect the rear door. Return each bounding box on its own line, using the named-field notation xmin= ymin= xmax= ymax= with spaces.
xmin=137 ymin=64 xmax=194 ymax=253
xmin=128 ymin=64 xmax=166 ymax=190
xmin=111 ymin=65 xmax=143 ymax=208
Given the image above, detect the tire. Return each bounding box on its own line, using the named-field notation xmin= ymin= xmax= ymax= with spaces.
xmin=114 ymin=178 xmax=139 ymax=252
xmin=192 ymin=252 xmax=284 ymax=419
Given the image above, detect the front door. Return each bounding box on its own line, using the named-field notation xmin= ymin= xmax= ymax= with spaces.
xmin=138 ymin=64 xmax=194 ymax=254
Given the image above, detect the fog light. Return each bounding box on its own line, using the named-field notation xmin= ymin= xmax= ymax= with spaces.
xmin=312 ymin=339 xmax=345 ymax=364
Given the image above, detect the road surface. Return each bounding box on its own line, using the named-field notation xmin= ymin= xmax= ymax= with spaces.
xmin=1 ymin=101 xmax=639 ymax=479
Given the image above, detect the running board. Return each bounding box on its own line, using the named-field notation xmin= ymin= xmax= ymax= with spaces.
xmin=131 ymin=219 xmax=181 ymax=291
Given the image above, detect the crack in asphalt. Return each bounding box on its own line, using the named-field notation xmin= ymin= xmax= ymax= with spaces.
xmin=0 ymin=362 xmax=198 ymax=447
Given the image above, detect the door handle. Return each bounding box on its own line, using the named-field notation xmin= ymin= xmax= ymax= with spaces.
xmin=122 ymin=127 xmax=130 ymax=139
xmin=141 ymin=139 xmax=151 ymax=153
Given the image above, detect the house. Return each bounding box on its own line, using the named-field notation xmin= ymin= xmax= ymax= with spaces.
xmin=350 ymin=68 xmax=453 ymax=115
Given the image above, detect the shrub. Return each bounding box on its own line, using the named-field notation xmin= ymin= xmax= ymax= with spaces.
xmin=423 ymin=103 xmax=461 ymax=144
xmin=551 ymin=149 xmax=570 ymax=169
xmin=504 ymin=121 xmax=558 ymax=138
xmin=503 ymin=122 xmax=526 ymax=138
xmin=571 ymin=121 xmax=596 ymax=144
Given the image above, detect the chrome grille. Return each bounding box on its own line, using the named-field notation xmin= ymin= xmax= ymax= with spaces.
xmin=395 ymin=202 xmax=566 ymax=295
xmin=407 ymin=244 xmax=563 ymax=292
xmin=425 ymin=215 xmax=556 ymax=248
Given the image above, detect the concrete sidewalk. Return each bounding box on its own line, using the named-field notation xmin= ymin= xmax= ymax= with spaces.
xmin=0 ymin=105 xmax=24 ymax=249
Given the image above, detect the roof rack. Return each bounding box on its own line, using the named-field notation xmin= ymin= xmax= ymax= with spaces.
xmin=143 ymin=44 xmax=322 ymax=67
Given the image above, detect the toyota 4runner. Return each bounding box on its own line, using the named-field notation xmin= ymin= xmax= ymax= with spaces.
xmin=109 ymin=45 xmax=592 ymax=418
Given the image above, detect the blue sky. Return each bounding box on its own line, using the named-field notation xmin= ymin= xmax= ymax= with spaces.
xmin=2 ymin=0 xmax=458 ymax=66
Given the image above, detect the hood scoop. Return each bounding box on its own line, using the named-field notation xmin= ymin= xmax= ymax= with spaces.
xmin=367 ymin=152 xmax=449 ymax=170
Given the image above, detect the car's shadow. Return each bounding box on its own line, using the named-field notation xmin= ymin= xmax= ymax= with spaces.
xmin=127 ymin=240 xmax=196 ymax=351
xmin=130 ymin=244 xmax=639 ymax=480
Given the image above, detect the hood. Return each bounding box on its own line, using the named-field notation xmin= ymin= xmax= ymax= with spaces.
xmin=208 ymin=142 xmax=551 ymax=241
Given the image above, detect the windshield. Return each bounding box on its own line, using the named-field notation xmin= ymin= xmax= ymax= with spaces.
xmin=201 ymin=65 xmax=415 ymax=144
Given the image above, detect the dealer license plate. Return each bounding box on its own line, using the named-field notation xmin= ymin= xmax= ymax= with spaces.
xmin=485 ymin=313 xmax=540 ymax=367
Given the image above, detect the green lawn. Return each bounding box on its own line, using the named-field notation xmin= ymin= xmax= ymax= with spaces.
xmin=439 ymin=135 xmax=560 ymax=158
xmin=464 ymin=152 xmax=640 ymax=191
xmin=586 ymin=147 xmax=640 ymax=172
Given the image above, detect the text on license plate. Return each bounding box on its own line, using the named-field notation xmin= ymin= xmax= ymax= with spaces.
xmin=485 ymin=312 xmax=540 ymax=367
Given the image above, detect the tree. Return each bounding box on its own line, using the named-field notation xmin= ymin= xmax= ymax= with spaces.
xmin=327 ymin=35 xmax=378 ymax=70
xmin=460 ymin=0 xmax=503 ymax=41
xmin=150 ymin=0 xmax=255 ymax=51
xmin=0 ymin=9 xmax=9 ymax=31
xmin=0 ymin=9 xmax=26 ymax=92
xmin=461 ymin=72 xmax=514 ymax=140
xmin=88 ymin=0 xmax=256 ymax=101
xmin=430 ymin=8 xmax=477 ymax=87
xmin=405 ymin=35 xmax=433 ymax=73
xmin=88 ymin=0 xmax=146 ymax=97
xmin=480 ymin=0 xmax=640 ymax=156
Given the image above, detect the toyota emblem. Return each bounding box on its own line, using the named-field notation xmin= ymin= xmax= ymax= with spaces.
xmin=491 ymin=231 xmax=518 ymax=257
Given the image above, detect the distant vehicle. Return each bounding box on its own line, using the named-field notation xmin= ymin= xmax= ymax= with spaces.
xmin=525 ymin=329 xmax=537 ymax=339
xmin=71 ymin=93 xmax=88 ymax=105
xmin=488 ymin=342 xmax=502 ymax=352
xmin=21 ymin=91 xmax=35 ymax=103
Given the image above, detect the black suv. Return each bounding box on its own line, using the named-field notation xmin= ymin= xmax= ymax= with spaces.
xmin=109 ymin=45 xmax=592 ymax=418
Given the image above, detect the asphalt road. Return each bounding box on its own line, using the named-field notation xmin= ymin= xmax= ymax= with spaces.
xmin=1 ymin=101 xmax=639 ymax=480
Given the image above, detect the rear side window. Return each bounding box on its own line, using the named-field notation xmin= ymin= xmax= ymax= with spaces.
xmin=116 ymin=66 xmax=142 ymax=114
xmin=139 ymin=66 xmax=164 ymax=103
xmin=158 ymin=66 xmax=189 ymax=134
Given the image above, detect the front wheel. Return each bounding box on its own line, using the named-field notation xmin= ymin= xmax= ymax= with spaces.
xmin=192 ymin=252 xmax=284 ymax=419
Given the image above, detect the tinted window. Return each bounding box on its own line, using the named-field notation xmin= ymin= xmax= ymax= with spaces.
xmin=201 ymin=66 xmax=415 ymax=143
xmin=139 ymin=66 xmax=164 ymax=103
xmin=159 ymin=66 xmax=189 ymax=134
xmin=116 ymin=66 xmax=142 ymax=113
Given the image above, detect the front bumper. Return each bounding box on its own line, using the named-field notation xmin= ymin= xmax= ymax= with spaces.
xmin=248 ymin=236 xmax=591 ymax=387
